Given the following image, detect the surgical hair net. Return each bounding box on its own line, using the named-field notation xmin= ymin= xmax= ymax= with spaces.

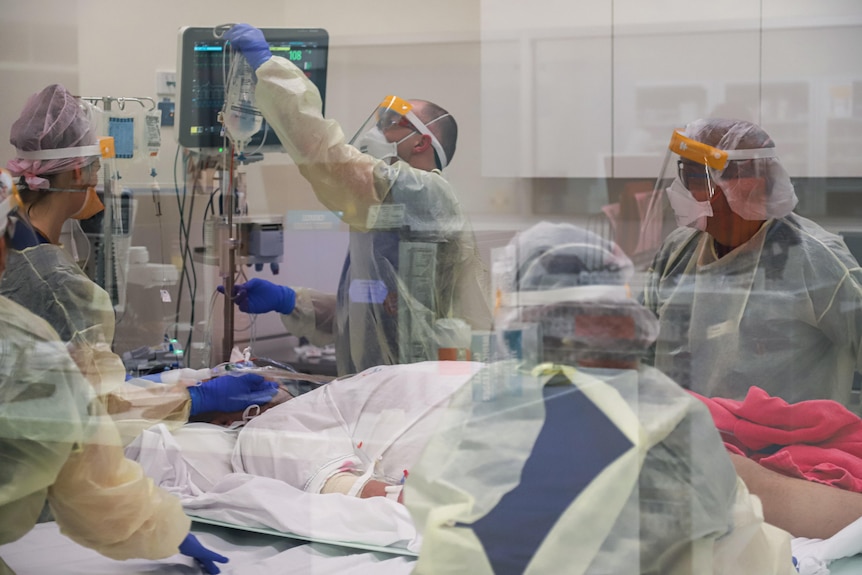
xmin=682 ymin=118 xmax=798 ymax=220
xmin=7 ymin=84 xmax=100 ymax=191
xmin=499 ymin=222 xmax=658 ymax=364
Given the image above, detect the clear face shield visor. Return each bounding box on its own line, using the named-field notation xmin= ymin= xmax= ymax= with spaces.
xmin=348 ymin=95 xmax=450 ymax=169
xmin=639 ymin=130 xmax=792 ymax=246
xmin=496 ymin=284 xmax=659 ymax=366
xmin=13 ymin=136 xmax=118 ymax=222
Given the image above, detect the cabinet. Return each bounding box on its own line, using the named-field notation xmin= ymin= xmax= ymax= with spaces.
xmin=480 ymin=39 xmax=525 ymax=178
xmin=826 ymin=117 xmax=862 ymax=177
xmin=480 ymin=2 xmax=862 ymax=183
xmin=479 ymin=2 xmax=612 ymax=178
xmin=825 ymin=82 xmax=862 ymax=177
xmin=533 ymin=35 xmax=612 ymax=177
xmin=630 ymin=84 xmax=709 ymax=156
xmin=725 ymin=82 xmax=810 ymax=177
xmin=613 ymin=22 xmax=760 ymax=177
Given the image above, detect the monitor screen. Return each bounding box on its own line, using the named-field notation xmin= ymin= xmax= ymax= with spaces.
xmin=176 ymin=26 xmax=329 ymax=151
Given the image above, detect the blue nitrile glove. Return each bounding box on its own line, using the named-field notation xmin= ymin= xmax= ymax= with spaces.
xmin=224 ymin=24 xmax=272 ymax=70
xmin=179 ymin=533 xmax=229 ymax=574
xmin=187 ymin=373 xmax=278 ymax=416
xmin=217 ymin=278 xmax=296 ymax=315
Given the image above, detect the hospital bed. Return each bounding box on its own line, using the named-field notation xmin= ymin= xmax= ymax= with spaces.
xmin=125 ymin=421 xmax=422 ymax=556
xmin=128 ymin=416 xmax=862 ymax=575
xmin=0 ymin=521 xmax=415 ymax=575
xmin=5 ymin=521 xmax=862 ymax=574
xmin=11 ymin=360 xmax=862 ymax=574
xmin=832 ymin=558 xmax=862 ymax=575
xmin=131 ymin=361 xmax=862 ymax=575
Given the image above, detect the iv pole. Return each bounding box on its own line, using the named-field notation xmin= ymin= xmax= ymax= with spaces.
xmin=214 ymin=24 xmax=260 ymax=363
xmin=221 ymin=158 xmax=237 ymax=362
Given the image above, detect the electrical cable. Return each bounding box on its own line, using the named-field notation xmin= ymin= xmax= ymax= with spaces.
xmin=173 ymin=146 xmax=200 ymax=365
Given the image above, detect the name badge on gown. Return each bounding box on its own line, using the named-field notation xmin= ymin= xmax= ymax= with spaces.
xmin=367 ymin=204 xmax=406 ymax=229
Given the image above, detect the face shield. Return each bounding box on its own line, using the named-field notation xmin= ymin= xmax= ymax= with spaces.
xmin=349 ymin=95 xmax=450 ymax=169
xmin=493 ymin=228 xmax=658 ymax=367
xmin=515 ymin=292 xmax=659 ymax=367
xmin=14 ymin=138 xmax=111 ymax=221
xmin=641 ymin=123 xmax=798 ymax=239
xmin=8 ymin=86 xmax=101 ymax=190
xmin=8 ymin=95 xmax=109 ymax=224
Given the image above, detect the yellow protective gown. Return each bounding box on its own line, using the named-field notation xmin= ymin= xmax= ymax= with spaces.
xmin=254 ymin=56 xmax=492 ymax=375
xmin=0 ymin=295 xmax=188 ymax=573
xmin=0 ymin=244 xmax=191 ymax=444
xmin=406 ymin=363 xmax=795 ymax=575
xmin=643 ymin=213 xmax=862 ymax=404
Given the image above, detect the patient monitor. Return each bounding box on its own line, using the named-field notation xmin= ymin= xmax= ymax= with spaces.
xmin=176 ymin=26 xmax=329 ymax=152
xmin=176 ymin=25 xmax=330 ymax=362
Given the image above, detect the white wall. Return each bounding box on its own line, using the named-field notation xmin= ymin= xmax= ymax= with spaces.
xmin=0 ymin=0 xmax=492 ymax=360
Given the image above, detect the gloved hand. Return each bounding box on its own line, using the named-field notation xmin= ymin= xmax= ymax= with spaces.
xmin=224 ymin=23 xmax=272 ymax=70
xmin=187 ymin=373 xmax=278 ymax=416
xmin=217 ymin=278 xmax=296 ymax=315
xmin=179 ymin=533 xmax=229 ymax=574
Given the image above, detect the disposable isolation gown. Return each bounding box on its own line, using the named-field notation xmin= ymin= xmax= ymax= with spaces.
xmin=0 ymin=244 xmax=191 ymax=443
xmin=0 ymin=295 xmax=188 ymax=574
xmin=254 ymin=56 xmax=492 ymax=375
xmin=406 ymin=363 xmax=796 ymax=575
xmin=232 ymin=361 xmax=485 ymax=495
xmin=643 ymin=213 xmax=862 ymax=404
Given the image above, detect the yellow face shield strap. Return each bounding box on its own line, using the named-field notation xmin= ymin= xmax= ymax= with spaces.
xmin=669 ymin=130 xmax=728 ymax=171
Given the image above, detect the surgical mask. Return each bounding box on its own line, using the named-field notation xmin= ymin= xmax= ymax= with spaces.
xmin=34 ymin=182 xmax=105 ymax=221
xmin=71 ymin=187 xmax=105 ymax=220
xmin=666 ymin=177 xmax=713 ymax=231
xmin=356 ymin=127 xmax=417 ymax=163
xmin=32 ymin=161 xmax=104 ymax=220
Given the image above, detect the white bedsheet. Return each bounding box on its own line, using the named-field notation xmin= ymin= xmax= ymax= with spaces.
xmin=127 ymin=423 xmax=421 ymax=554
xmin=0 ymin=521 xmax=416 ymax=574
xmin=792 ymin=516 xmax=862 ymax=575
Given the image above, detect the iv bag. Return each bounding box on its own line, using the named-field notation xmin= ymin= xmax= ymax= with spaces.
xmin=223 ymin=54 xmax=263 ymax=147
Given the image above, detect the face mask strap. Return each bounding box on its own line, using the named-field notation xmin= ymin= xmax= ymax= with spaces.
xmin=34 ymin=186 xmax=91 ymax=194
xmin=403 ymin=110 xmax=449 ymax=169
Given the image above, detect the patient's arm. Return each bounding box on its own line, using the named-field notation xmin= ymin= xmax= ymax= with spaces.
xmin=359 ymin=479 xmax=405 ymax=503
xmin=730 ymin=453 xmax=862 ymax=539
xmin=321 ymin=471 xmax=404 ymax=503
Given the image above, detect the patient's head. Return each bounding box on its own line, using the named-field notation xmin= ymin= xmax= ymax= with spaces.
xmin=497 ymin=222 xmax=658 ymax=368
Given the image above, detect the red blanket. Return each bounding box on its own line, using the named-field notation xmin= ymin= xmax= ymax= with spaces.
xmin=690 ymin=387 xmax=862 ymax=492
